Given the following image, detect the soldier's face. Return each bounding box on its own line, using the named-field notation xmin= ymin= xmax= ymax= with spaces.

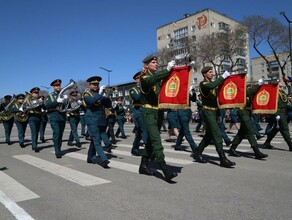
xmin=147 ymin=60 xmax=158 ymax=72
xmin=204 ymin=70 xmax=214 ymax=81
xmin=90 ymin=83 xmax=99 ymax=91
xmin=53 ymin=85 xmax=61 ymax=92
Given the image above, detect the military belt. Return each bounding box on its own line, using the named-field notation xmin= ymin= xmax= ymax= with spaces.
xmin=143 ymin=104 xmax=159 ymax=110
xmin=202 ymin=105 xmax=218 ymax=111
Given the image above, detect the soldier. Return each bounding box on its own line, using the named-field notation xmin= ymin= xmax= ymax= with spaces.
xmin=192 ymin=66 xmax=236 ymax=168
xmin=175 ymin=85 xmax=200 ymax=156
xmin=12 ymin=94 xmax=28 ymax=148
xmin=83 ymin=76 xmax=112 ymax=168
xmin=165 ymin=109 xmax=180 ymax=142
xmin=138 ymin=55 xmax=177 ymax=182
xmin=262 ymin=80 xmax=292 ymax=151
xmin=45 ymin=79 xmax=67 ymax=158
xmin=195 ymin=94 xmax=204 ymax=133
xmin=114 ymin=96 xmax=127 ymax=139
xmin=67 ymin=90 xmax=82 ymax=148
xmin=27 ymin=87 xmax=45 ymax=152
xmin=39 ymin=95 xmax=48 ymax=143
xmin=130 ymin=71 xmax=148 ymax=156
xmin=0 ymin=95 xmax=14 ymax=145
xmin=228 ymin=80 xmax=268 ymax=159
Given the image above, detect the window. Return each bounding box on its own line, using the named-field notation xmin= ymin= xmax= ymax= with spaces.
xmin=125 ymin=90 xmax=129 ymax=96
xmin=218 ymin=22 xmax=230 ymax=31
xmin=191 ymin=25 xmax=196 ymax=31
xmin=174 ymin=27 xmax=188 ymax=39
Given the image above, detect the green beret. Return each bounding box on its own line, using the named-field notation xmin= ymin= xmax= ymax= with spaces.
xmin=142 ymin=55 xmax=157 ymax=64
xmin=30 ymin=87 xmax=40 ymax=93
xmin=16 ymin=94 xmax=25 ymax=99
xmin=87 ymin=76 xmax=102 ymax=84
xmin=50 ymin=79 xmax=62 ymax=86
xmin=133 ymin=71 xmax=142 ymax=80
xmin=4 ymin=95 xmax=12 ymax=100
xmin=201 ymin=66 xmax=213 ymax=74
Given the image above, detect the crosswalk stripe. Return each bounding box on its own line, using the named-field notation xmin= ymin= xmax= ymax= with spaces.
xmin=0 ymin=190 xmax=35 ymax=220
xmin=13 ymin=155 xmax=111 ymax=186
xmin=0 ymin=171 xmax=39 ymax=202
xmin=66 ymin=152 xmax=139 ymax=173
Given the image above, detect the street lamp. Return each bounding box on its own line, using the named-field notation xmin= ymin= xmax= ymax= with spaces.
xmin=99 ymin=67 xmax=112 ymax=87
xmin=41 ymin=86 xmax=50 ymax=96
xmin=280 ymin=11 xmax=292 ymax=78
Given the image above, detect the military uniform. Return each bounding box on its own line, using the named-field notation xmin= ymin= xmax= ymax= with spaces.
xmin=45 ymin=79 xmax=67 ymax=158
xmin=138 ymin=55 xmax=177 ymax=181
xmin=12 ymin=94 xmax=28 ymax=148
xmin=67 ymin=91 xmax=82 ymax=148
xmin=84 ymin=76 xmax=112 ymax=168
xmin=193 ymin=66 xmax=235 ymax=167
xmin=114 ymin=97 xmax=127 ymax=138
xmin=263 ymin=87 xmax=292 ymax=151
xmin=39 ymin=96 xmax=48 ymax=143
xmin=175 ymin=89 xmax=199 ymax=154
xmin=130 ymin=71 xmax=148 ymax=156
xmin=229 ymin=85 xmax=268 ymax=159
xmin=0 ymin=95 xmax=14 ymax=145
xmin=27 ymin=87 xmax=45 ymax=152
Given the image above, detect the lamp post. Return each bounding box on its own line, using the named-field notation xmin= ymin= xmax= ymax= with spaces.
xmin=41 ymin=86 xmax=50 ymax=96
xmin=280 ymin=11 xmax=292 ymax=78
xmin=99 ymin=67 xmax=112 ymax=87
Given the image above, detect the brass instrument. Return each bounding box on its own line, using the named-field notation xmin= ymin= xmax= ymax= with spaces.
xmin=0 ymin=95 xmax=16 ymax=121
xmin=15 ymin=92 xmax=31 ymax=123
xmin=28 ymin=97 xmax=44 ymax=109
xmin=56 ymin=79 xmax=77 ymax=112
xmin=66 ymin=99 xmax=81 ymax=113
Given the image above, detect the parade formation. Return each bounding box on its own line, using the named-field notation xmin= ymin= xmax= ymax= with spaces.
xmin=1 ymin=55 xmax=292 ymax=183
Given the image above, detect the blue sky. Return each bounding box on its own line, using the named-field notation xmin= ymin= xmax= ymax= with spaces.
xmin=1 ymin=0 xmax=292 ymax=96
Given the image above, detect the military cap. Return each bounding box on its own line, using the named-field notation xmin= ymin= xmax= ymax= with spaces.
xmin=87 ymin=76 xmax=102 ymax=84
xmin=50 ymin=79 xmax=62 ymax=86
xmin=142 ymin=55 xmax=157 ymax=64
xmin=133 ymin=71 xmax=142 ymax=80
xmin=116 ymin=96 xmax=123 ymax=101
xmin=30 ymin=87 xmax=40 ymax=93
xmin=16 ymin=94 xmax=25 ymax=99
xmin=201 ymin=66 xmax=213 ymax=74
xmin=4 ymin=95 xmax=12 ymax=100
xmin=70 ymin=90 xmax=78 ymax=96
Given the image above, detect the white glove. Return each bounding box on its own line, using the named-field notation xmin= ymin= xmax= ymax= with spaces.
xmin=189 ymin=85 xmax=195 ymax=92
xmin=57 ymin=97 xmax=64 ymax=103
xmin=19 ymin=107 xmax=24 ymax=112
xmin=4 ymin=106 xmax=9 ymax=111
xmin=63 ymin=94 xmax=68 ymax=100
xmin=222 ymin=70 xmax=230 ymax=79
xmin=77 ymin=100 xmax=82 ymax=104
xmin=275 ymin=115 xmax=280 ymax=121
xmin=167 ymin=60 xmax=176 ymax=72
xmin=257 ymin=78 xmax=263 ymax=85
xmin=99 ymin=85 xmax=106 ymax=94
xmin=190 ymin=61 xmax=195 ymax=65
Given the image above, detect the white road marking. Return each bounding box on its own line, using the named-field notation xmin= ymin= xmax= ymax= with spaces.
xmin=13 ymin=155 xmax=111 ymax=186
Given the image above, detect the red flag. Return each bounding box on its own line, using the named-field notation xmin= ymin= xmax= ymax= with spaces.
xmin=217 ymin=73 xmax=246 ymax=108
xmin=158 ymin=66 xmax=191 ymax=109
xmin=252 ymin=84 xmax=279 ymax=114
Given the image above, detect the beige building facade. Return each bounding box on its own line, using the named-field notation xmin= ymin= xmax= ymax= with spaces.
xmin=156 ymin=8 xmax=250 ymax=90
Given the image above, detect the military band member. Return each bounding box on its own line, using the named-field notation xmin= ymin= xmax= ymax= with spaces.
xmin=228 ymin=80 xmax=268 ymax=159
xmin=130 ymin=71 xmax=148 ymax=156
xmin=114 ymin=96 xmax=127 ymax=139
xmin=263 ymin=80 xmax=292 ymax=151
xmin=12 ymin=94 xmax=28 ymax=148
xmin=84 ymin=76 xmax=111 ymax=168
xmin=192 ymin=66 xmax=236 ymax=168
xmin=45 ymin=79 xmax=67 ymax=158
xmin=138 ymin=55 xmax=177 ymax=182
xmin=39 ymin=95 xmax=48 ymax=143
xmin=0 ymin=95 xmax=14 ymax=145
xmin=27 ymin=87 xmax=45 ymax=152
xmin=67 ymin=90 xmax=82 ymax=148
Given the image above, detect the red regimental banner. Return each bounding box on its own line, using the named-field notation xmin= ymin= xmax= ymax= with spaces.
xmin=252 ymin=84 xmax=279 ymax=114
xmin=218 ymin=73 xmax=246 ymax=108
xmin=158 ymin=66 xmax=191 ymax=109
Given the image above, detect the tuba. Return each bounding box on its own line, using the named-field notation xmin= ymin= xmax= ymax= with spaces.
xmin=0 ymin=95 xmax=17 ymax=121
xmin=56 ymin=79 xmax=77 ymax=112
xmin=15 ymin=92 xmax=31 ymax=123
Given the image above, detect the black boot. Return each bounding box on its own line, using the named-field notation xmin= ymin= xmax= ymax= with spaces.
xmin=217 ymin=150 xmax=236 ymax=168
xmin=263 ymin=141 xmax=274 ymax=149
xmin=158 ymin=160 xmax=178 ymax=182
xmin=252 ymin=145 xmax=268 ymax=159
xmin=228 ymin=144 xmax=241 ymax=157
xmin=192 ymin=147 xmax=207 ymax=163
xmin=139 ymin=156 xmax=153 ymax=176
xmin=286 ymin=140 xmax=292 ymax=152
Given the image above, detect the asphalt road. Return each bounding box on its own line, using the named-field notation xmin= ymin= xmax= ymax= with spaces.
xmin=0 ymin=122 xmax=292 ymax=220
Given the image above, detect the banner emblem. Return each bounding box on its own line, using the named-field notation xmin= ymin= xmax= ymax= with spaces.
xmin=256 ymin=89 xmax=269 ymax=106
xmin=224 ymin=81 xmax=237 ymax=100
xmin=165 ymin=74 xmax=180 ymax=97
